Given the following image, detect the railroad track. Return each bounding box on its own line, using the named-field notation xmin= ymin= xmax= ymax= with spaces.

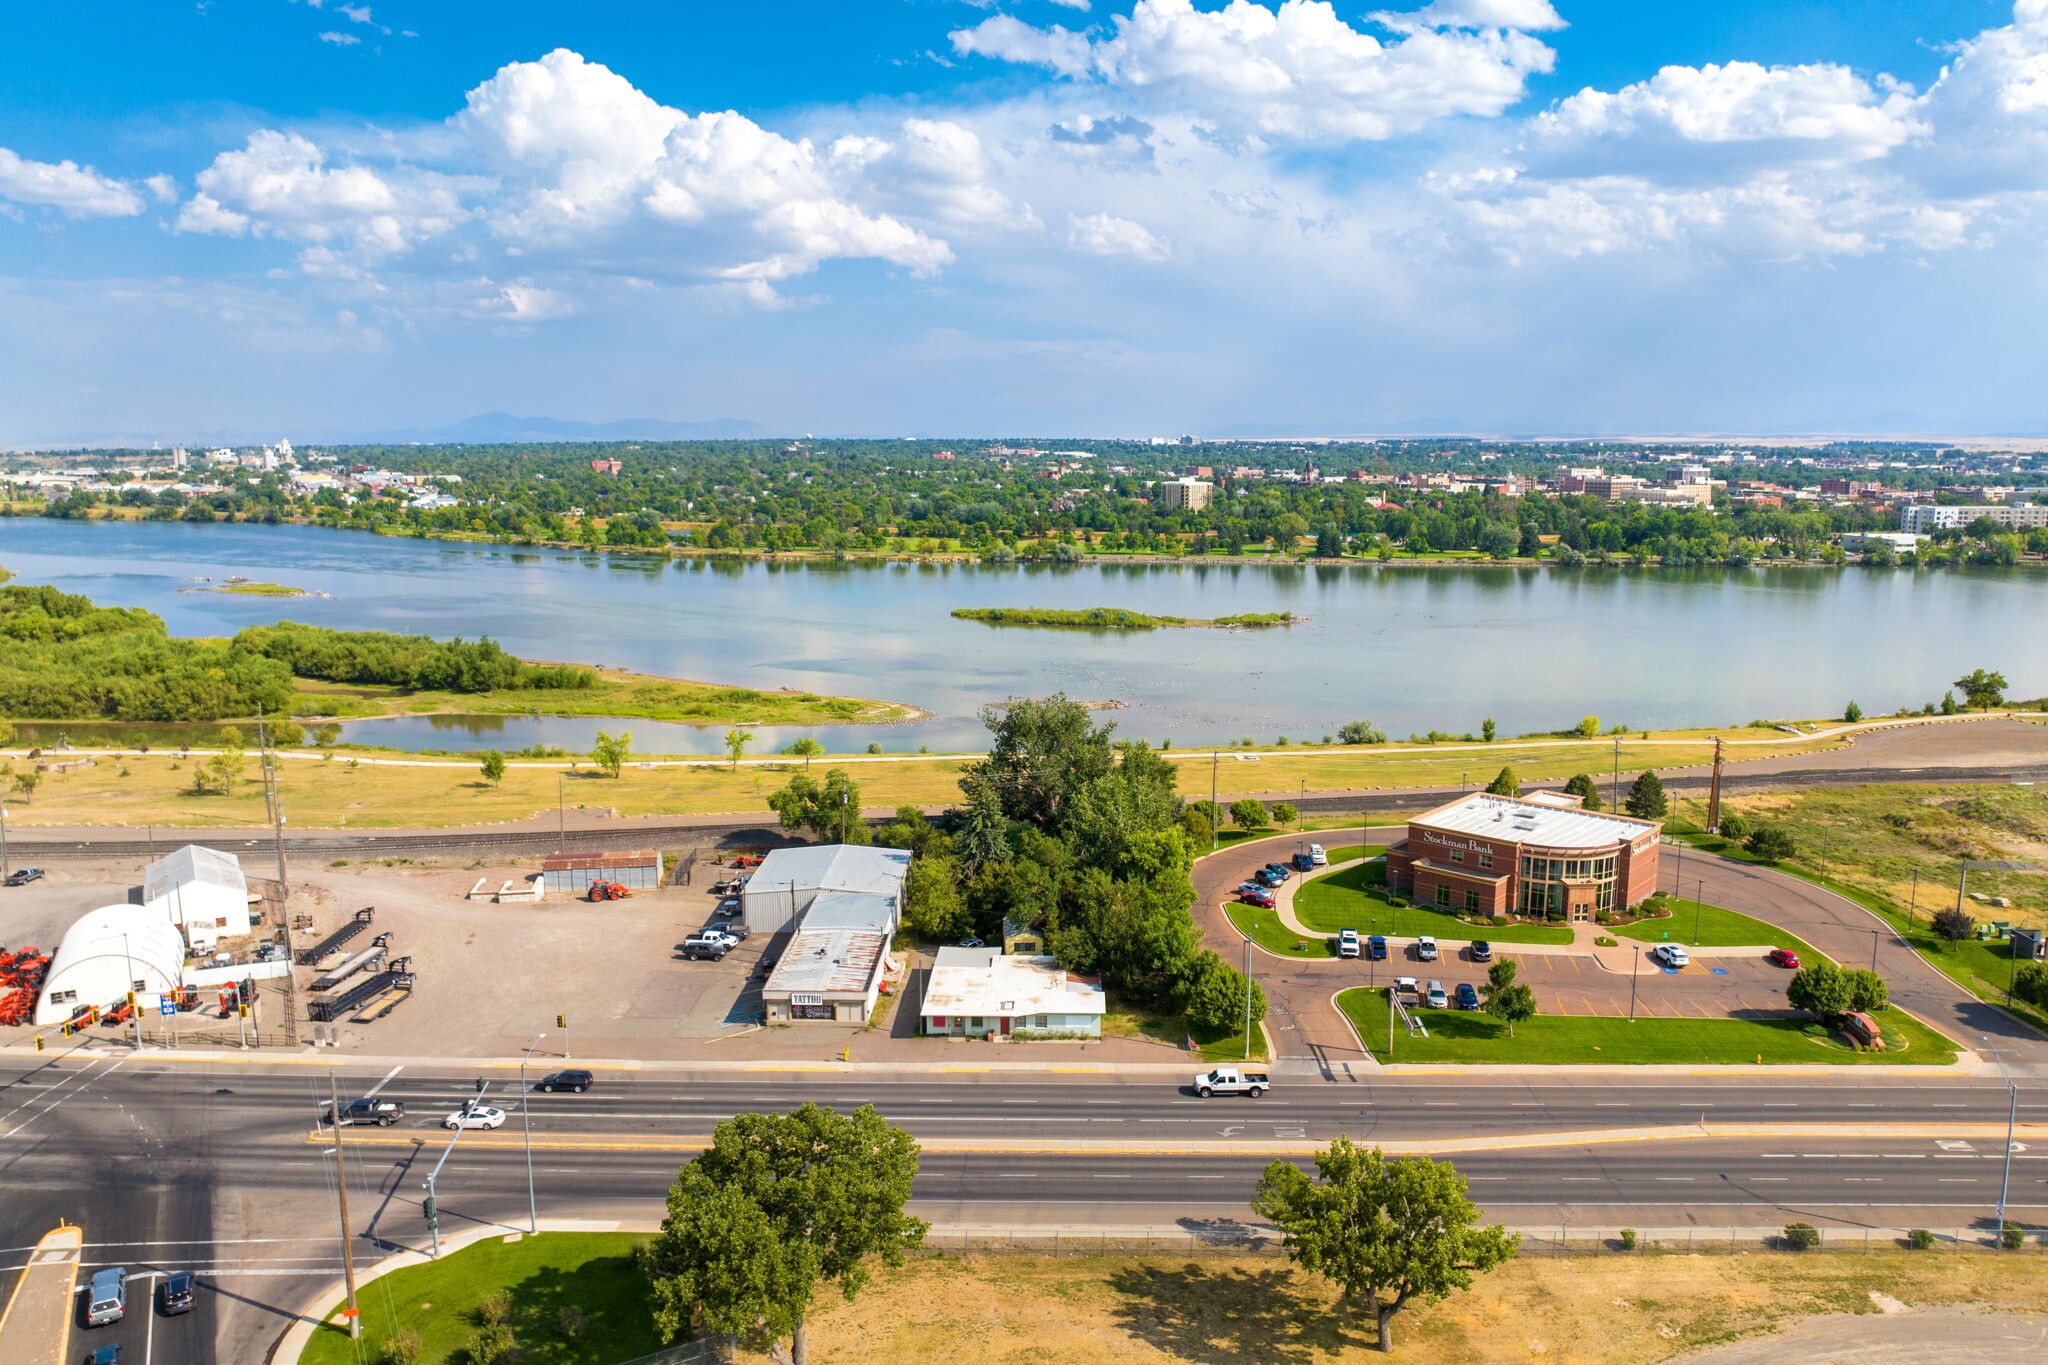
xmin=11 ymin=763 xmax=2046 ymax=862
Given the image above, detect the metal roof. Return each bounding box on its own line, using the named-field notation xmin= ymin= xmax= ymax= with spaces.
xmin=541 ymin=851 xmax=659 ymax=871
xmin=1414 ymin=793 xmax=1657 ymax=851
xmin=799 ymin=891 xmax=898 ymax=932
xmin=751 ymin=844 xmax=910 ymax=897
xmin=762 ymin=928 xmax=888 ymax=999
xmin=143 ymin=845 xmax=246 ymax=903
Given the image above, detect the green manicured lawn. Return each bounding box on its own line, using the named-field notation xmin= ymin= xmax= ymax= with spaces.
xmin=1612 ymin=899 xmax=1827 ymax=963
xmin=1292 ymin=857 xmax=1574 ymax=945
xmin=1227 ymin=903 xmax=1334 ymax=958
xmin=1336 ymin=989 xmax=1960 ymax=1066
xmin=299 ymin=1232 xmax=667 ymax=1365
xmin=1103 ymin=993 xmax=1269 ymax=1062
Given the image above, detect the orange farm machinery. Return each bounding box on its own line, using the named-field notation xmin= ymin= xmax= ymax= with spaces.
xmin=0 ymin=946 xmax=50 ymax=1027
xmin=586 ymin=880 xmax=631 ymax=902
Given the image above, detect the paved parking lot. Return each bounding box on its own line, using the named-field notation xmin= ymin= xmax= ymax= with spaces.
xmin=1354 ymin=944 xmax=1804 ymax=1021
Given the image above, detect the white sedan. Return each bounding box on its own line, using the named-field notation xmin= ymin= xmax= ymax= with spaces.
xmin=443 ymin=1105 xmax=507 ymax=1130
xmin=1650 ymin=944 xmax=1691 ymax=969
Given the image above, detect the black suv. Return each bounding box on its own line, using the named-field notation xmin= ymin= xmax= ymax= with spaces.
xmin=158 ymin=1272 xmax=197 ymax=1316
xmin=328 ymin=1098 xmax=405 ymax=1127
xmin=538 ymin=1069 xmax=594 ymax=1093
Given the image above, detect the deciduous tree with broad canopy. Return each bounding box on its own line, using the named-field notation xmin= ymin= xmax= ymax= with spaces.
xmin=768 ymin=768 xmax=869 ymax=846
xmin=1252 ymin=1139 xmax=1518 ymax=1352
xmin=643 ymin=1103 xmax=926 ymax=1365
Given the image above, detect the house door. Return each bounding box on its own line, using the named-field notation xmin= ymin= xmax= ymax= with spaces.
xmin=998 ymin=1015 xmax=1011 ymax=1036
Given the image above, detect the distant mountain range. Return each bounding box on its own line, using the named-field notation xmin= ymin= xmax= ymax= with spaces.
xmin=6 ymin=412 xmax=778 ymax=452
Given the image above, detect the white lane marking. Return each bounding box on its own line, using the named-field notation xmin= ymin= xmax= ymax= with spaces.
xmin=1751 ymin=1178 xmax=1789 ymax=1182
xmin=0 ymin=1058 xmax=123 ymax=1139
xmin=362 ymin=1066 xmax=405 ymax=1098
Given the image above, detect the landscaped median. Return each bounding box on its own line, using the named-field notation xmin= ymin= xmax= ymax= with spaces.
xmin=1291 ymin=853 xmax=1573 ymax=945
xmin=299 ymin=1232 xmax=663 ymax=1365
xmin=1335 ymin=989 xmax=1959 ymax=1066
xmin=1611 ymin=898 xmax=1826 ymax=963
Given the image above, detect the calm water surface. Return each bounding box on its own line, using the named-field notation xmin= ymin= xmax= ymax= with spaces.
xmin=3 ymin=520 xmax=2042 ymax=753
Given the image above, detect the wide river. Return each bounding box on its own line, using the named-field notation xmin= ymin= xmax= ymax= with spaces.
xmin=2 ymin=519 xmax=2043 ymax=754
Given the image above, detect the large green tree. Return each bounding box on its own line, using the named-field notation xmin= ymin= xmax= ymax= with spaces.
xmin=768 ymin=768 xmax=870 ymax=845
xmin=591 ymin=729 xmax=632 ymax=778
xmin=1562 ymin=773 xmax=1602 ymax=811
xmin=1953 ymin=668 xmax=2009 ymax=709
xmin=901 ymin=855 xmax=970 ymax=941
xmin=478 ymin=749 xmax=506 ymax=787
xmin=643 ymin=1104 xmax=927 ymax=1365
xmin=1252 ymin=1139 xmax=1518 ymax=1352
xmin=954 ymin=780 xmax=1010 ymax=874
xmin=963 ymin=693 xmax=1116 ymax=832
xmin=1484 ymin=766 xmax=1520 ymax=797
xmin=1786 ymin=960 xmax=1850 ymax=1019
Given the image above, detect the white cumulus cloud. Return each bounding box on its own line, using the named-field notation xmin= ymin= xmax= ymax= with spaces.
xmin=1068 ymin=211 xmax=1174 ymax=260
xmin=951 ymin=0 xmax=1558 ymax=141
xmin=0 ymin=146 xmax=145 ymax=217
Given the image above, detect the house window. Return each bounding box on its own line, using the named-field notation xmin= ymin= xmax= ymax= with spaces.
xmin=1448 ymin=848 xmax=1464 ymax=864
xmin=1434 ymin=886 xmax=1450 ymax=907
xmin=1033 ymin=1015 xmax=1048 ymax=1029
xmin=1477 ymin=852 xmax=1494 ymax=870
xmin=1463 ymin=891 xmax=1480 ymax=912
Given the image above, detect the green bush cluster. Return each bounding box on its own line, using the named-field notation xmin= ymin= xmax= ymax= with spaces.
xmin=234 ymin=621 xmax=595 ymax=693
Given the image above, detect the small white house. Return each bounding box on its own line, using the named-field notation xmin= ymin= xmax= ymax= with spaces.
xmin=920 ymin=947 xmax=1106 ymax=1039
xmin=34 ymin=906 xmax=187 ymax=1025
xmin=144 ymin=845 xmax=254 ymax=952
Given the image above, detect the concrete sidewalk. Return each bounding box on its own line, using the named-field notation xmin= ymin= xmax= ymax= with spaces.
xmin=0 ymin=1224 xmax=81 ymax=1365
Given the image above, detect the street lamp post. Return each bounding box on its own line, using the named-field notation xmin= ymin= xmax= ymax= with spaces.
xmin=556 ymin=774 xmax=567 ymax=853
xmin=1980 ymin=1037 xmax=2018 ymax=1242
xmin=1870 ymin=929 xmax=1881 ymax=974
xmin=1628 ymin=946 xmax=1641 ymax=1022
xmin=519 ymin=1033 xmax=545 ymax=1234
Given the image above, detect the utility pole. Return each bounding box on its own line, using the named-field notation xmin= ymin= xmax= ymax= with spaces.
xmin=1908 ymin=869 xmax=1919 ymax=926
xmin=519 ymin=1033 xmax=545 ymax=1234
xmin=325 ymin=1072 xmax=361 ymax=1339
xmin=1241 ymin=934 xmax=1253 ymax=1062
xmin=1209 ymin=748 xmax=1219 ymax=852
xmin=557 ymin=774 xmax=567 ymax=853
xmin=1982 ymin=1038 xmax=2018 ymax=1241
xmin=1705 ymin=736 xmax=1725 ymax=833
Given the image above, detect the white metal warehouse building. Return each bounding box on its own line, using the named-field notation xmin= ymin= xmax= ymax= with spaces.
xmin=742 ymin=845 xmax=909 ymax=936
xmin=34 ymin=906 xmax=187 ymax=1026
xmin=143 ymin=844 xmax=254 ymax=952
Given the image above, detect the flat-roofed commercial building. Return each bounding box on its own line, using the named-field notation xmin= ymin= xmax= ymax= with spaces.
xmin=1156 ymin=477 xmax=1215 ymax=511
xmin=1900 ymin=503 xmax=2048 ymax=533
xmin=1385 ymin=792 xmax=1661 ymax=925
xmin=919 ymin=947 xmax=1106 ymax=1039
xmin=760 ymin=926 xmax=890 ymax=1023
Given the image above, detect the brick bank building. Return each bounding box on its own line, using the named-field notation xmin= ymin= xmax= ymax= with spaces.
xmin=1385 ymin=791 xmax=1661 ymax=923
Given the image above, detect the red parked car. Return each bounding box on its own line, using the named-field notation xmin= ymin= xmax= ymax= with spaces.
xmin=1766 ymin=947 xmax=1801 ymax=969
xmin=1239 ymin=887 xmax=1276 ymax=908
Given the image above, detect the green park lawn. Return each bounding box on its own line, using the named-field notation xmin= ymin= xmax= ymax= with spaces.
xmin=1292 ymin=856 xmax=1574 ymax=945
xmin=299 ymin=1232 xmax=667 ymax=1365
xmin=1226 ymin=903 xmax=1335 ymax=958
xmin=1611 ymin=899 xmax=1827 ymax=963
xmin=1336 ymin=989 xmax=1960 ymax=1066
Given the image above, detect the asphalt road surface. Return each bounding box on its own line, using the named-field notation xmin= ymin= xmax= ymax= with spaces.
xmin=4 ymin=1058 xmax=2045 ymax=1360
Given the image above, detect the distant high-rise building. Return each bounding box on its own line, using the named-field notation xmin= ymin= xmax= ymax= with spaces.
xmin=1157 ymin=478 xmax=1215 ymax=511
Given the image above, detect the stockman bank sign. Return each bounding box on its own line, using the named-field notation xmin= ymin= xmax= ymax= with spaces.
xmin=1418 ymin=831 xmax=1496 ymax=855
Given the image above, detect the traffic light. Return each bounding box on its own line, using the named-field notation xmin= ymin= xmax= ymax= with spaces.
xmin=555 ymin=1013 xmax=566 ymax=1029
xmin=59 ymin=1021 xmax=73 ymax=1038
xmin=474 ymin=1078 xmax=487 ymax=1095
xmin=33 ymin=1035 xmax=44 ymax=1052
xmin=237 ymin=1002 xmax=250 ymax=1019
xmin=126 ymin=991 xmax=137 ymax=1008
xmin=422 ymin=1194 xmax=437 ymax=1226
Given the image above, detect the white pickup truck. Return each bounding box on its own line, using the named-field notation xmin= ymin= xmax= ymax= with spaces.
xmin=1193 ymin=1067 xmax=1271 ymax=1098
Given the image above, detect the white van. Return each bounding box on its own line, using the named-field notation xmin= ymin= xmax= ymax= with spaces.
xmin=1308 ymin=844 xmax=1328 ymax=866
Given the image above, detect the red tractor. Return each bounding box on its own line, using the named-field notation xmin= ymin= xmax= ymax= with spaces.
xmin=586 ymin=880 xmax=630 ymax=902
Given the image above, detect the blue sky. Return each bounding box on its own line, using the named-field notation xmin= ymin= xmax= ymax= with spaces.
xmin=4 ymin=0 xmax=2046 ymax=442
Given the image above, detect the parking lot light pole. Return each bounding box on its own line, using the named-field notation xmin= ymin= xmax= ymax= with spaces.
xmin=1871 ymin=929 xmax=1881 ymax=973
xmin=1627 ymin=946 xmax=1641 ymax=1022
xmin=519 ymin=1033 xmax=545 ymax=1234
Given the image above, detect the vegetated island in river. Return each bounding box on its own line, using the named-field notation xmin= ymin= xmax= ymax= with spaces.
xmin=0 ymin=574 xmax=922 ymax=733
xmin=178 ymin=578 xmax=326 ymax=598
xmin=952 ymin=607 xmax=1298 ymax=630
